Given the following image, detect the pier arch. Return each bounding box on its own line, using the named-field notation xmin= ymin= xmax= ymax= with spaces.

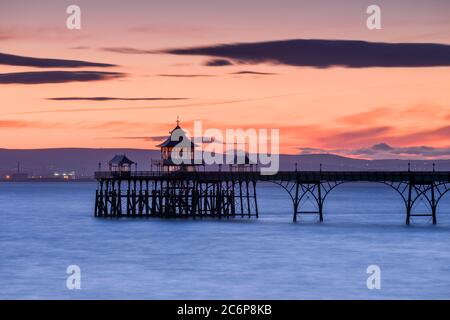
xmin=267 ymin=178 xmax=449 ymax=225
xmin=266 ymin=179 xmax=343 ymax=222
xmin=435 ymin=182 xmax=450 ymax=214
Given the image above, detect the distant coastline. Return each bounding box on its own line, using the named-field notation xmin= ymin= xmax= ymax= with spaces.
xmin=0 ymin=177 xmax=94 ymax=182
xmin=1 ymin=148 xmax=449 ymax=180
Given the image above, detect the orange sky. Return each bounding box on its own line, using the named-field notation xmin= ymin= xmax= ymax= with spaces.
xmin=1 ymin=0 xmax=449 ymax=159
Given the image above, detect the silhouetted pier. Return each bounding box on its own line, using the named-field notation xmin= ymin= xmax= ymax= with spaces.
xmin=94 ymin=170 xmax=450 ymax=224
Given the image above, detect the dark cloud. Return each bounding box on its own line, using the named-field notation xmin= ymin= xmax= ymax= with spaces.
xmin=0 ymin=71 xmax=124 ymax=84
xmin=156 ymin=74 xmax=214 ymax=78
xmin=204 ymin=59 xmax=233 ymax=66
xmin=298 ymin=147 xmax=329 ymax=155
xmin=371 ymin=143 xmax=394 ymax=151
xmin=48 ymin=97 xmax=188 ymax=101
xmin=4 ymin=95 xmax=295 ymax=115
xmin=162 ymin=39 xmax=450 ymax=68
xmin=300 ymin=143 xmax=450 ymax=159
xmin=0 ymin=52 xmax=116 ymax=68
xmin=231 ymin=70 xmax=276 ymax=75
xmin=353 ymin=143 xmax=450 ymax=158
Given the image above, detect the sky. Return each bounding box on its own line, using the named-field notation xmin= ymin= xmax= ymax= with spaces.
xmin=0 ymin=0 xmax=449 ymax=159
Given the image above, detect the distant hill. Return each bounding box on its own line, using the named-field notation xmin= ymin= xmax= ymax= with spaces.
xmin=279 ymin=153 xmax=450 ymax=171
xmin=0 ymin=148 xmax=448 ymax=177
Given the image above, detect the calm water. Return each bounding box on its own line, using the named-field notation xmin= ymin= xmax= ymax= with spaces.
xmin=1 ymin=182 xmax=449 ymax=299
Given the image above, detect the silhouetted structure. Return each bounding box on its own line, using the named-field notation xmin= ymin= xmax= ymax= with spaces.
xmin=94 ymin=123 xmax=450 ymax=225
xmin=109 ymin=155 xmax=134 ymax=173
xmin=4 ymin=161 xmax=29 ymax=181
xmin=153 ymin=119 xmax=202 ymax=173
xmin=94 ymin=170 xmax=450 ymax=225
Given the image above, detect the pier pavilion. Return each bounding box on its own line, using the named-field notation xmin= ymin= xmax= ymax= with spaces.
xmin=108 ymin=154 xmax=135 ymax=173
xmin=153 ymin=119 xmax=203 ymax=173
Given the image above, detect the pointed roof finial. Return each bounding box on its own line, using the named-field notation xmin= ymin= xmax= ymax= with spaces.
xmin=176 ymin=115 xmax=180 ymax=127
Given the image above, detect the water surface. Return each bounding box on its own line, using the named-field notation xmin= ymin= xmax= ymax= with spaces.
xmin=1 ymin=182 xmax=449 ymax=299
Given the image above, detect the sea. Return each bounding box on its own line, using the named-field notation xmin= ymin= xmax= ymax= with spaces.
xmin=1 ymin=182 xmax=449 ymax=299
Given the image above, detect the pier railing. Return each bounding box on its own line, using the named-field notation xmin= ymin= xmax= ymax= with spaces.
xmin=95 ymin=171 xmax=164 ymax=179
xmin=94 ymin=170 xmax=450 ymax=183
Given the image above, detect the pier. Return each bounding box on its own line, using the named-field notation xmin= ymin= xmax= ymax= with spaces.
xmin=94 ymin=170 xmax=450 ymax=224
xmin=93 ymin=121 xmax=450 ymax=224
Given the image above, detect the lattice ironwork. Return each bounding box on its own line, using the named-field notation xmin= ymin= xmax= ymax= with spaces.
xmin=269 ymin=179 xmax=343 ymax=222
xmin=95 ymin=177 xmax=258 ymax=218
xmin=382 ymin=180 xmax=450 ymax=224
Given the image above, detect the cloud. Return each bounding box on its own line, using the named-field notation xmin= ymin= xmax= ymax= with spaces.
xmin=322 ymin=126 xmax=392 ymax=146
xmin=404 ymin=103 xmax=446 ymax=116
xmin=1 ymin=94 xmax=301 ymax=115
xmin=101 ymin=47 xmax=153 ymax=54
xmin=231 ymin=71 xmax=276 ymax=75
xmin=297 ymin=123 xmax=450 ymax=151
xmin=337 ymin=104 xmax=449 ymax=127
xmin=82 ymin=121 xmax=151 ymax=131
xmin=115 ymin=135 xmax=219 ymax=144
xmin=0 ymin=120 xmax=65 ymax=129
xmin=161 ymin=39 xmax=450 ymax=68
xmin=286 ymin=121 xmax=450 ymax=157
xmin=337 ymin=107 xmax=391 ymax=125
xmin=115 ymin=136 xmax=167 ymax=142
xmin=300 ymin=143 xmax=450 ymax=159
xmin=0 ymin=119 xmax=149 ymax=132
xmin=204 ymin=59 xmax=233 ymax=66
xmin=47 ymin=97 xmax=188 ymax=101
xmin=128 ymin=24 xmax=209 ymax=36
xmin=0 ymin=52 xmax=115 ymax=68
xmin=352 ymin=143 xmax=450 ymax=158
xmin=371 ymin=143 xmax=394 ymax=151
xmin=0 ymin=26 xmax=91 ymax=42
xmin=0 ymin=71 xmax=124 ymax=84
xmin=0 ymin=120 xmax=39 ymax=128
xmin=69 ymin=46 xmax=90 ymax=50
xmin=0 ymin=34 xmax=13 ymax=41
xmin=156 ymin=74 xmax=215 ymax=78
xmin=389 ymin=125 xmax=450 ymax=146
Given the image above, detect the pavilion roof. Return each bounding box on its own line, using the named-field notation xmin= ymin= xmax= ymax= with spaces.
xmin=156 ymin=125 xmax=197 ymax=148
xmin=108 ymin=154 xmax=135 ymax=166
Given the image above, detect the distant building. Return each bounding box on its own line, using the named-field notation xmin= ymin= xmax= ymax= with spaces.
xmin=51 ymin=171 xmax=76 ymax=180
xmin=4 ymin=161 xmax=29 ymax=181
xmin=109 ymin=154 xmax=135 ymax=172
